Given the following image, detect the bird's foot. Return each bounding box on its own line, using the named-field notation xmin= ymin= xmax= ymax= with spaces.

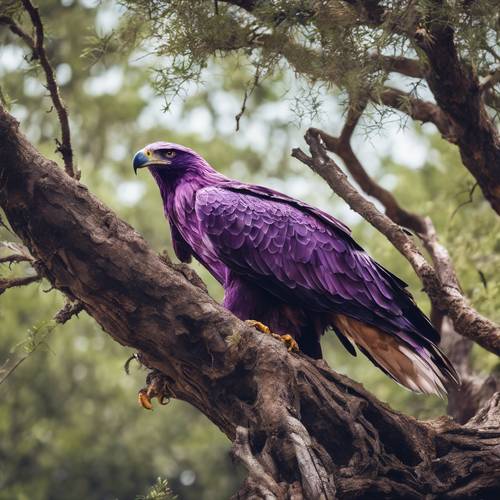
xmin=138 ymin=369 xmax=171 ymax=410
xmin=278 ymin=334 xmax=299 ymax=353
xmin=245 ymin=320 xmax=299 ymax=353
xmin=245 ymin=319 xmax=271 ymax=335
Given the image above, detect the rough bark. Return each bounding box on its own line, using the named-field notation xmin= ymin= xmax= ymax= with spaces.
xmin=414 ymin=20 xmax=500 ymax=215
xmin=1 ymin=106 xmax=500 ymax=498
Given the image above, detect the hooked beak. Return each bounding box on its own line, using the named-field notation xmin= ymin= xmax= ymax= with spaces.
xmin=132 ymin=150 xmax=171 ymax=175
xmin=133 ymin=150 xmax=149 ymax=175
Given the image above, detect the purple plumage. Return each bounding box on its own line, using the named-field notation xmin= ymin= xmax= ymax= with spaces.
xmin=133 ymin=142 xmax=459 ymax=396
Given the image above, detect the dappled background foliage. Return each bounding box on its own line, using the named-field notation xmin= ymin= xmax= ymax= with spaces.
xmin=0 ymin=1 xmax=499 ymax=499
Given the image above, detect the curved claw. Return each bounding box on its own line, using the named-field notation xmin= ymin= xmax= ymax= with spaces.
xmin=280 ymin=334 xmax=299 ymax=353
xmin=158 ymin=395 xmax=170 ymax=405
xmin=245 ymin=319 xmax=271 ymax=334
xmin=124 ymin=352 xmax=140 ymax=374
xmin=138 ymin=370 xmax=172 ymax=410
xmin=138 ymin=389 xmax=154 ymax=410
xmin=246 ymin=319 xmax=300 ymax=354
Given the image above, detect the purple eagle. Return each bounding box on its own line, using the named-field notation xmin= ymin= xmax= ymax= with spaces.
xmin=133 ymin=142 xmax=459 ymax=396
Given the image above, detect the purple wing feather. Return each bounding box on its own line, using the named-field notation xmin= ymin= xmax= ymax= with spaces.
xmin=195 ymin=185 xmax=440 ymax=346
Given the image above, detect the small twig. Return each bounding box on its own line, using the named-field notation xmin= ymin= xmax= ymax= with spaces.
xmin=0 ymin=253 xmax=32 ymax=268
xmin=370 ymin=52 xmax=426 ymax=79
xmin=54 ymin=300 xmax=84 ymax=324
xmin=479 ymin=68 xmax=500 ymax=94
xmin=378 ymin=86 xmax=457 ymax=143
xmin=1 ymin=3 xmax=79 ymax=179
xmin=0 ymin=15 xmax=35 ymax=49
xmin=450 ymin=182 xmax=479 ymax=220
xmin=235 ymin=89 xmax=249 ymax=132
xmin=235 ymin=65 xmax=261 ymax=131
xmin=0 ymin=273 xmax=41 ymax=295
xmin=0 ymin=241 xmax=35 ymax=268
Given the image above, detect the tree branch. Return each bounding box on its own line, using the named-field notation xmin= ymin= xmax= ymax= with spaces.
xmin=0 ymin=253 xmax=33 ymax=265
xmin=54 ymin=299 xmax=85 ymax=324
xmin=292 ymin=130 xmax=500 ymax=356
xmin=378 ymin=86 xmax=458 ymax=142
xmin=414 ymin=21 xmax=500 ymax=215
xmin=0 ymin=14 xmax=35 ymax=48
xmin=0 ymin=273 xmax=40 ymax=294
xmin=0 ymin=2 xmax=79 ymax=179
xmin=2 ymin=104 xmax=500 ymax=498
xmin=480 ymin=68 xmax=500 ymax=94
xmin=371 ymin=53 xmax=426 ymax=79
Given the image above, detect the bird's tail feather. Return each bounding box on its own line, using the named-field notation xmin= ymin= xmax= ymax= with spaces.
xmin=333 ymin=314 xmax=459 ymax=397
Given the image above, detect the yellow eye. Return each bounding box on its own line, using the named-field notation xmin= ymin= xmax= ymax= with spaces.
xmin=145 ymin=150 xmax=152 ymax=157
xmin=165 ymin=150 xmax=176 ymax=158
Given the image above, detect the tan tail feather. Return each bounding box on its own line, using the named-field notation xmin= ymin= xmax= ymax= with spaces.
xmin=334 ymin=314 xmax=447 ymax=396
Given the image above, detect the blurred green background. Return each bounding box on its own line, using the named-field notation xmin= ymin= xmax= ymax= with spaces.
xmin=1 ymin=1 xmax=499 ymax=499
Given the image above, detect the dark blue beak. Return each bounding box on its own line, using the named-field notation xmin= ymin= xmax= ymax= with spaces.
xmin=133 ymin=150 xmax=149 ymax=175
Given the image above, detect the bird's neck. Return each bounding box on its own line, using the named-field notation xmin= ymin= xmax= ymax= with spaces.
xmin=150 ymin=162 xmax=228 ymax=216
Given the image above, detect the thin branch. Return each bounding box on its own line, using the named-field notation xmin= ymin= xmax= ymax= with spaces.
xmin=310 ymin=107 xmax=427 ymax=233
xmin=54 ymin=300 xmax=85 ymax=324
xmin=292 ymin=130 xmax=500 ymax=356
xmin=0 ymin=241 xmax=35 ymax=267
xmin=235 ymin=65 xmax=261 ymax=131
xmin=0 ymin=15 xmax=35 ymax=48
xmin=0 ymin=273 xmax=41 ymax=295
xmin=378 ymin=86 xmax=458 ymax=142
xmin=371 ymin=53 xmax=426 ymax=79
xmin=1 ymin=3 xmax=79 ymax=179
xmin=0 ymin=253 xmax=33 ymax=266
xmin=0 ymin=300 xmax=82 ymax=385
xmin=479 ymin=68 xmax=500 ymax=93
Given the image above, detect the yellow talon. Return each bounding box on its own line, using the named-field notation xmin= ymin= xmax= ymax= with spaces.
xmin=245 ymin=320 xmax=300 ymax=353
xmin=137 ymin=371 xmax=171 ymax=410
xmin=138 ymin=389 xmax=154 ymax=410
xmin=280 ymin=334 xmax=299 ymax=353
xmin=245 ymin=319 xmax=271 ymax=334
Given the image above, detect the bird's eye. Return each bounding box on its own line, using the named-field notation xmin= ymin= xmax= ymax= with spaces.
xmin=165 ymin=150 xmax=176 ymax=158
xmin=145 ymin=150 xmax=152 ymax=157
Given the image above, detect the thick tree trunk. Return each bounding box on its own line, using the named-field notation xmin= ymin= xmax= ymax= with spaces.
xmin=1 ymin=107 xmax=500 ymax=499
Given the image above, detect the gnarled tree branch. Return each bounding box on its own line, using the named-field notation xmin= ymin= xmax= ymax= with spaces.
xmin=414 ymin=20 xmax=500 ymax=215
xmin=310 ymin=105 xmax=498 ymax=421
xmin=292 ymin=130 xmax=500 ymax=357
xmin=1 ymin=104 xmax=500 ymax=499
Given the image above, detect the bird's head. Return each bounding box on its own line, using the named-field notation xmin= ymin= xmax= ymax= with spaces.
xmin=132 ymin=142 xmax=207 ymax=177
